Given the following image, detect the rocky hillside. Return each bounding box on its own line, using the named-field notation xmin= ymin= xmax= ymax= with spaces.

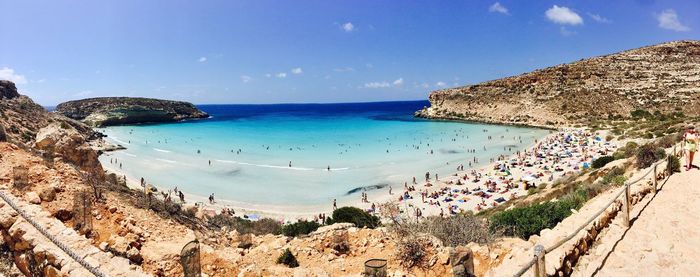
xmin=0 ymin=80 xmax=99 ymax=145
xmin=56 ymin=97 xmax=209 ymax=127
xmin=416 ymin=40 xmax=700 ymax=127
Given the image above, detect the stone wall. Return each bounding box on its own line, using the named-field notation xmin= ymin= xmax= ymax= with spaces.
xmin=0 ymin=191 xmax=149 ymax=276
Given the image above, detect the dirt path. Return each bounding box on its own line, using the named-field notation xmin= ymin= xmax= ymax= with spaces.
xmin=574 ymin=168 xmax=700 ymax=276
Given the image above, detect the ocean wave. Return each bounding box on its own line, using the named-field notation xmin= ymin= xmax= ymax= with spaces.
xmin=155 ymin=158 xmax=176 ymax=163
xmin=330 ymin=167 xmax=350 ymax=171
xmin=239 ymin=162 xmax=314 ymax=171
xmin=214 ymin=159 xmax=315 ymax=170
xmin=110 ymin=137 xmax=130 ymax=145
xmin=124 ymin=153 xmax=137 ymax=157
xmin=153 ymin=148 xmax=171 ymax=153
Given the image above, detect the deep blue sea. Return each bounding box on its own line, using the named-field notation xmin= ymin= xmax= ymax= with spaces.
xmin=97 ymin=101 xmax=549 ymax=209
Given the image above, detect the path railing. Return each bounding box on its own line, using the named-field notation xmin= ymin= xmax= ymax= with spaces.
xmin=0 ymin=191 xmax=107 ymax=277
xmin=513 ymin=144 xmax=682 ymax=277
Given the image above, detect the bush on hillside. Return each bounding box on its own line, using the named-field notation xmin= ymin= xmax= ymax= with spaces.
xmin=282 ymin=220 xmax=320 ymax=237
xmin=276 ymin=249 xmax=299 ymax=268
xmin=592 ymin=156 xmax=615 ymax=169
xmin=396 ymin=235 xmax=429 ymax=268
xmin=328 ymin=207 xmax=380 ymax=228
xmin=635 ymin=143 xmax=666 ymax=169
xmin=613 ymin=141 xmax=639 ymax=160
xmin=656 ymin=134 xmax=678 ymax=148
xmin=489 ymin=196 xmax=585 ymax=240
xmin=392 ymin=214 xmax=495 ymax=247
xmin=209 ymin=215 xmax=282 ymax=235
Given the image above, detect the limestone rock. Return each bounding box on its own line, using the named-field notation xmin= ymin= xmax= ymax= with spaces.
xmin=26 ymin=191 xmax=41 ymax=204
xmin=55 ymin=97 xmax=209 ymax=127
xmin=39 ymin=187 xmax=56 ymax=202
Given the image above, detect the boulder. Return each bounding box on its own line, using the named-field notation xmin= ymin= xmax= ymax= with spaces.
xmin=33 ymin=123 xmax=104 ymax=179
xmin=39 ymin=187 xmax=56 ymax=202
xmin=26 ymin=191 xmax=41 ymax=204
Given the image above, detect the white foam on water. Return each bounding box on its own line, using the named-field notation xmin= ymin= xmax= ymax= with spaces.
xmin=110 ymin=137 xmax=130 ymax=145
xmin=124 ymin=153 xmax=137 ymax=157
xmin=155 ymin=158 xmax=176 ymax=163
xmin=153 ymin=148 xmax=171 ymax=153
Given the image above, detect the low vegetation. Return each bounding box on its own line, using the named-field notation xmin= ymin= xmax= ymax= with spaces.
xmin=276 ymin=249 xmax=299 ymax=268
xmin=327 ymin=206 xmax=380 ymax=229
xmin=591 ymin=155 xmax=615 ymax=169
xmin=281 ymin=220 xmax=320 ymax=237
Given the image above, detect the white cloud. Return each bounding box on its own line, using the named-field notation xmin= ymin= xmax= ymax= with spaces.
xmin=656 ymin=9 xmax=690 ymax=32
xmin=420 ymin=82 xmax=430 ymax=89
xmin=0 ymin=67 xmax=27 ymax=84
xmin=393 ymin=78 xmax=404 ymax=86
xmin=435 ymin=81 xmax=447 ymax=87
xmin=198 ymin=57 xmax=207 ymax=62
xmin=489 ymin=2 xmax=509 ymax=15
xmin=275 ymin=72 xmax=287 ymax=78
xmin=545 ymin=5 xmax=583 ymax=25
xmin=291 ymin=67 xmax=303 ymax=74
xmin=341 ymin=22 xmax=355 ymax=32
xmin=240 ymin=75 xmax=252 ymax=83
xmin=333 ymin=67 xmax=355 ymax=72
xmin=364 ymin=81 xmax=391 ymax=88
xmin=587 ymin=13 xmax=611 ymax=23
xmin=265 ymin=73 xmax=272 ymax=78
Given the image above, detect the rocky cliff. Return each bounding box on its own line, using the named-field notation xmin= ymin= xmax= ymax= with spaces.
xmin=0 ymin=80 xmax=99 ymax=144
xmin=416 ymin=40 xmax=700 ymax=128
xmin=56 ymin=97 xmax=209 ymax=127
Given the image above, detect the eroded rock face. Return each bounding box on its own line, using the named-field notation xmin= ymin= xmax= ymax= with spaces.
xmin=33 ymin=123 xmax=104 ymax=178
xmin=55 ymin=97 xmax=209 ymax=127
xmin=417 ymin=40 xmax=700 ymax=127
xmin=0 ymin=80 xmax=20 ymax=99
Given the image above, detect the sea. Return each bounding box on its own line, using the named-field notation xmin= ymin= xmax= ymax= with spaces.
xmin=96 ymin=101 xmax=550 ymax=208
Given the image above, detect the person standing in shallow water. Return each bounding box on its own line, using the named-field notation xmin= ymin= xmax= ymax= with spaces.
xmin=333 ymin=199 xmax=337 ymax=210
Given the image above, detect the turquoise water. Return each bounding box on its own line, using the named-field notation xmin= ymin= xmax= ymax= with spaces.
xmin=98 ymin=101 xmax=549 ymax=206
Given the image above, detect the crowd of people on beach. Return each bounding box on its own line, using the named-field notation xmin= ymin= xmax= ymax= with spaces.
xmin=348 ymin=129 xmax=618 ymax=219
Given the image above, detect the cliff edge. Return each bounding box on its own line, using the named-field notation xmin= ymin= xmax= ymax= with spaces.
xmin=55 ymin=97 xmax=209 ymax=127
xmin=416 ymin=40 xmax=700 ymax=128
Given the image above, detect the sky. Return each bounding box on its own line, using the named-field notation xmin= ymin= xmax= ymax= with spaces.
xmin=1 ymin=0 xmax=698 ymax=105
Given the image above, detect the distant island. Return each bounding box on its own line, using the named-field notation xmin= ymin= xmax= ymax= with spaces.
xmin=55 ymin=97 xmax=209 ymax=127
xmin=416 ymin=40 xmax=700 ymax=128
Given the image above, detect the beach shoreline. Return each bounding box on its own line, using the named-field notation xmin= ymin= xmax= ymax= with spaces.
xmin=97 ymin=125 xmax=615 ymax=223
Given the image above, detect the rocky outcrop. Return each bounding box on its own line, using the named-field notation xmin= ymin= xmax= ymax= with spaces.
xmin=0 ymin=80 xmax=100 ymax=145
xmin=56 ymin=97 xmax=209 ymax=127
xmin=416 ymin=40 xmax=700 ymax=127
xmin=33 ymin=122 xmax=104 ymax=178
xmin=0 ymin=80 xmax=20 ymax=100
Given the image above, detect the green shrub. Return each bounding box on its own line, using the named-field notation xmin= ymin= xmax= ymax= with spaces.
xmin=635 ymin=144 xmax=666 ymax=169
xmin=592 ymin=156 xmax=615 ymax=169
xmin=392 ymin=215 xmax=494 ymax=247
xmin=630 ymin=109 xmax=652 ymax=119
xmin=59 ymin=121 xmax=71 ymax=129
xmin=328 ymin=207 xmax=380 ymax=228
xmin=668 ymin=155 xmax=681 ymax=174
xmin=489 ymin=191 xmax=587 ymax=240
xmin=276 ymin=249 xmax=299 ymax=268
xmin=209 ymin=216 xmax=282 ymax=235
xmin=613 ymin=142 xmax=639 ymax=160
xmin=656 ymin=135 xmax=677 ymax=148
xmin=282 ymin=220 xmax=320 ymax=237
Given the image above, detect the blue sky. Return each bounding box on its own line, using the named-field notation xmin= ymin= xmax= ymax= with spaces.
xmin=1 ymin=0 xmax=698 ymax=105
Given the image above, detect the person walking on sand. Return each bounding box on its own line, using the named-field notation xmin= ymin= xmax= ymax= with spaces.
xmin=683 ymin=125 xmax=699 ymax=170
